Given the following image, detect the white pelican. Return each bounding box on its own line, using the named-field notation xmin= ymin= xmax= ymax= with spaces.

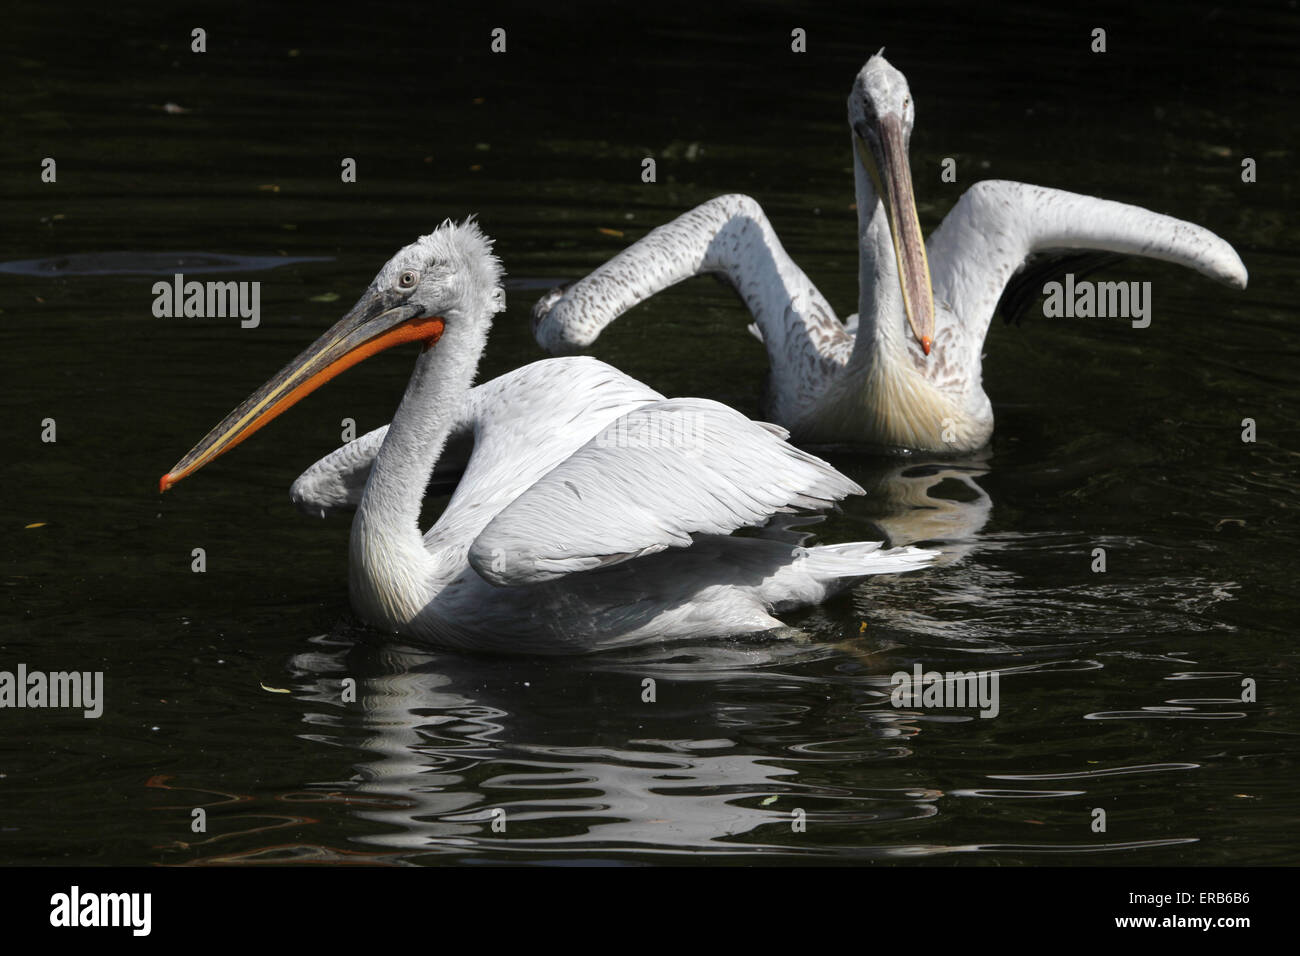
xmin=160 ymin=220 xmax=931 ymax=654
xmin=531 ymin=53 xmax=1248 ymax=453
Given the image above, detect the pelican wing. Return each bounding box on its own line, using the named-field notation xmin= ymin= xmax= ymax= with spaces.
xmin=532 ymin=194 xmax=851 ymax=425
xmin=290 ymin=425 xmax=474 ymax=516
xmin=467 ymin=398 xmax=863 ymax=586
xmin=927 ymin=179 xmax=1248 ymax=353
xmin=996 ymin=251 xmax=1125 ymax=326
xmin=426 ymin=357 xmax=668 ymax=552
xmin=289 ymin=355 xmax=662 ymax=521
xmin=290 ymin=425 xmax=389 ymax=516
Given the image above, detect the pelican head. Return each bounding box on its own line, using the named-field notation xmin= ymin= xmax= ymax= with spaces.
xmin=160 ymin=220 xmax=505 ymax=491
xmin=848 ymin=53 xmax=935 ymax=356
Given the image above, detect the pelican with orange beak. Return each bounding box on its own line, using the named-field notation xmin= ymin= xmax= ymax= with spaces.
xmin=530 ymin=52 xmax=1247 ymax=453
xmin=159 ymin=287 xmax=446 ymax=494
xmin=161 ymin=220 xmax=932 ymax=653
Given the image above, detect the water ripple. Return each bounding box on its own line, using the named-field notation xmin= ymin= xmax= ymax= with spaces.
xmin=988 ymin=762 xmax=1200 ymax=781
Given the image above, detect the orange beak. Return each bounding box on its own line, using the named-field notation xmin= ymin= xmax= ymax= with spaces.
xmin=160 ymin=294 xmax=444 ymax=492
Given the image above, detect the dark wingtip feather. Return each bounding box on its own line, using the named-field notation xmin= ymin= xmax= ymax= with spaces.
xmin=998 ymin=251 xmax=1127 ymax=327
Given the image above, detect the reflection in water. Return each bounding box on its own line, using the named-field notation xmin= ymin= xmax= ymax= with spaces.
xmin=0 ymin=251 xmax=333 ymax=276
xmin=838 ymin=459 xmax=1242 ymax=651
xmin=286 ymin=633 xmax=943 ymax=859
xmin=149 ymin=460 xmax=1215 ymax=864
xmin=854 ymin=456 xmax=994 ymax=558
xmin=122 ymin=456 xmax=1256 ymax=864
xmin=4 ymin=1 xmax=1291 ymax=869
xmin=129 ymin=456 xmax=1264 ymax=863
xmin=268 ymin=627 xmax=1207 ymax=862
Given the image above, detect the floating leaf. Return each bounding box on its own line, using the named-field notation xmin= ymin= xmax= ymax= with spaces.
xmin=598 ymin=227 xmax=624 ymax=238
xmin=760 ymin=795 xmax=778 ymax=806
xmin=25 ymin=522 xmax=46 ymax=529
xmin=308 ymin=292 xmax=339 ymax=303
xmin=259 ymin=683 xmax=291 ymax=694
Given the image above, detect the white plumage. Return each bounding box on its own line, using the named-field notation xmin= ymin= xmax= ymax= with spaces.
xmin=531 ymin=54 xmax=1248 ymax=453
xmin=164 ymin=221 xmax=932 ymax=654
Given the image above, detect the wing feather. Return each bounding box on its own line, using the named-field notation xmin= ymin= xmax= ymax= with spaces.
xmin=928 ymin=180 xmax=1247 ymax=371
xmin=468 ymin=398 xmax=863 ymax=586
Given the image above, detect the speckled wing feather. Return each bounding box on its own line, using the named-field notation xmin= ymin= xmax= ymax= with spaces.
xmin=291 ymin=424 xmax=484 ymax=515
xmin=531 ymin=194 xmax=851 ymax=424
xmin=290 ymin=425 xmax=391 ymax=516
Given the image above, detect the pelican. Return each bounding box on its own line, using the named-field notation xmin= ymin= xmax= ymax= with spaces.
xmin=531 ymin=53 xmax=1248 ymax=453
xmin=160 ymin=220 xmax=931 ymax=654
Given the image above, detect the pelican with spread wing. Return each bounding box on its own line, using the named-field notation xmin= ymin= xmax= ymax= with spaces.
xmin=161 ymin=221 xmax=931 ymax=654
xmin=531 ymin=53 xmax=1247 ymax=453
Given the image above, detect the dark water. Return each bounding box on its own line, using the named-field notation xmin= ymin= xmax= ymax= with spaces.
xmin=2 ymin=2 xmax=1297 ymax=865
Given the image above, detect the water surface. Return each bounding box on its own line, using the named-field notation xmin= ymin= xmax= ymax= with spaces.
xmin=2 ymin=1 xmax=1297 ymax=865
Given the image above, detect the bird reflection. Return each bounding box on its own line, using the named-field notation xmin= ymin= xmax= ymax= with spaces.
xmin=279 ymin=459 xmax=995 ymax=857
xmin=281 ymin=631 xmax=944 ymax=859
xmin=147 ymin=460 xmax=1234 ymax=863
xmin=842 ymin=454 xmax=993 ymax=560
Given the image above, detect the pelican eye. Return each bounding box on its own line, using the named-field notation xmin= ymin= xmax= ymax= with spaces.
xmin=398 ymin=270 xmax=420 ymax=290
